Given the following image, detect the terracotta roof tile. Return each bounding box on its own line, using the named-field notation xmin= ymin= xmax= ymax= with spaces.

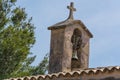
xmin=6 ymin=66 xmax=120 ymax=80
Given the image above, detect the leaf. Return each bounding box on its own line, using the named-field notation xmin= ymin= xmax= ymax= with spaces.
xmin=11 ymin=0 xmax=17 ymax=3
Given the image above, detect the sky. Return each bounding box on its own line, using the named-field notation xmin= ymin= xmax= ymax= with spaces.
xmin=16 ymin=0 xmax=120 ymax=68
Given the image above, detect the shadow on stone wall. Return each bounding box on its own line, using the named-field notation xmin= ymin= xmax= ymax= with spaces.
xmin=89 ymin=77 xmax=120 ymax=80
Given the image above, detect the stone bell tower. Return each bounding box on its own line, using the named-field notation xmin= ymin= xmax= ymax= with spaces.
xmin=48 ymin=2 xmax=93 ymax=74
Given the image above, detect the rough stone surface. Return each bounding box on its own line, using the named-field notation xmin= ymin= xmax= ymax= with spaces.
xmin=49 ymin=28 xmax=65 ymax=73
xmin=48 ymin=20 xmax=92 ymax=74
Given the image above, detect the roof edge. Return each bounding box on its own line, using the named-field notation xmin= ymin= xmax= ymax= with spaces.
xmin=48 ymin=20 xmax=93 ymax=38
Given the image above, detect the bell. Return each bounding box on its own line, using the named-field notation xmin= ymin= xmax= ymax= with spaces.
xmin=72 ymin=50 xmax=78 ymax=60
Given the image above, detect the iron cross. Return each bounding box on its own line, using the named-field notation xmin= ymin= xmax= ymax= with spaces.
xmin=67 ymin=2 xmax=76 ymax=20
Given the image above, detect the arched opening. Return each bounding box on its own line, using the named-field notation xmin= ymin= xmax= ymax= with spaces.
xmin=71 ymin=28 xmax=82 ymax=70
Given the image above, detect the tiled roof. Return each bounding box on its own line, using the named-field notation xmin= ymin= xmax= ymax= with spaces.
xmin=6 ymin=66 xmax=120 ymax=80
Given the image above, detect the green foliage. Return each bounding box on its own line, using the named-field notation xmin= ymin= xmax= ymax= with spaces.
xmin=11 ymin=55 xmax=36 ymax=77
xmin=32 ymin=54 xmax=49 ymax=75
xmin=0 ymin=0 xmax=36 ymax=79
xmin=0 ymin=0 xmax=49 ymax=79
xmin=11 ymin=54 xmax=49 ymax=77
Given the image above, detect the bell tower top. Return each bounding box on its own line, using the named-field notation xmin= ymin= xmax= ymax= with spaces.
xmin=67 ymin=2 xmax=76 ymax=20
xmin=48 ymin=2 xmax=93 ymax=74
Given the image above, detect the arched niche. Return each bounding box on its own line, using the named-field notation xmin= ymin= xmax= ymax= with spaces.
xmin=71 ymin=28 xmax=82 ymax=70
